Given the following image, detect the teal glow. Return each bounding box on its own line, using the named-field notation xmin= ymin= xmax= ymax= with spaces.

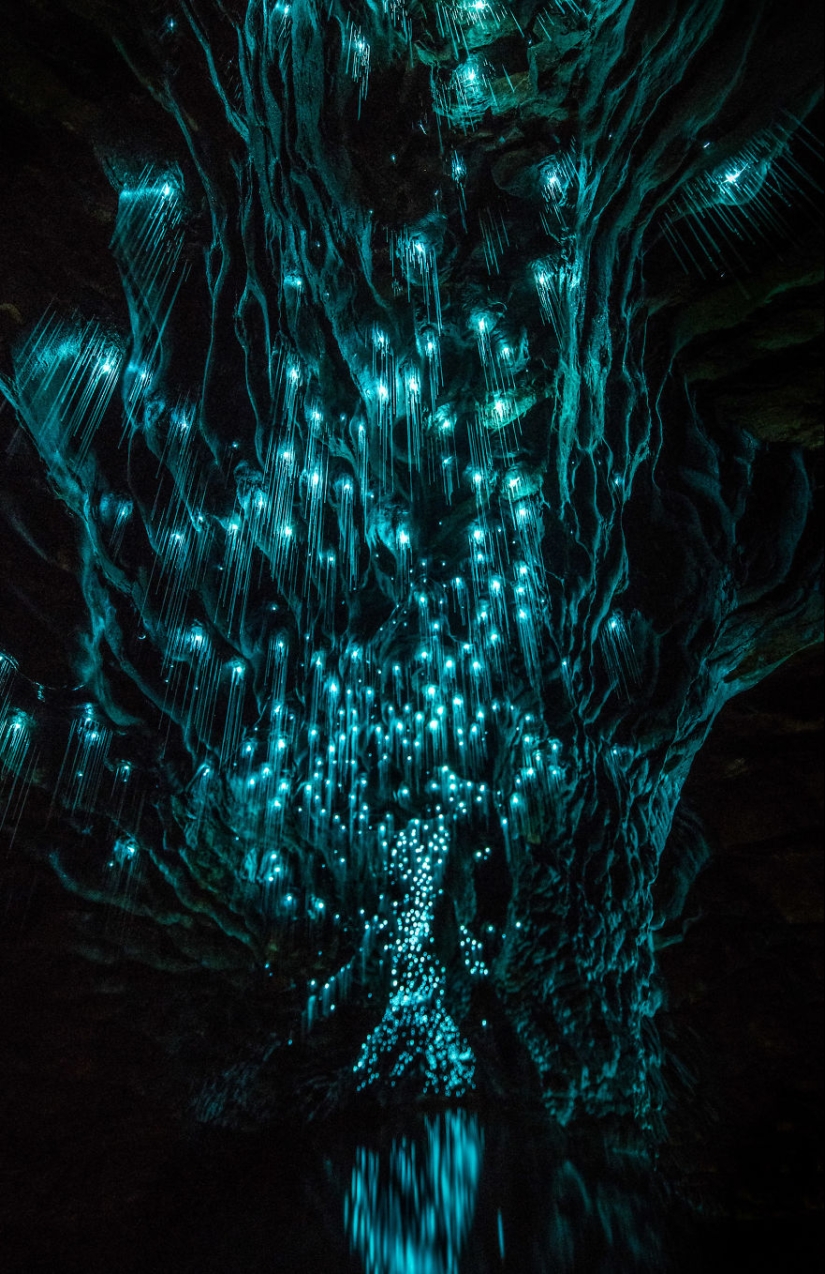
xmin=0 ymin=0 xmax=818 ymax=1132
xmin=345 ymin=1111 xmax=483 ymax=1274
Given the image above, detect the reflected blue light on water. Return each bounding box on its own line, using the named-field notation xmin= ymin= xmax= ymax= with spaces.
xmin=345 ymin=1110 xmax=483 ymax=1274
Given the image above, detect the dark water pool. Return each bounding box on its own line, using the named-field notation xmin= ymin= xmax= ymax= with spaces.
xmin=7 ymin=1107 xmax=822 ymax=1272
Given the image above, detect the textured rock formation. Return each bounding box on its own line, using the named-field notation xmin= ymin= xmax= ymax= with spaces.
xmin=0 ymin=0 xmax=821 ymax=1195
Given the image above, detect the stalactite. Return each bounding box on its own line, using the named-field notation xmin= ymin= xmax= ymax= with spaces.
xmin=0 ymin=0 xmax=821 ymax=1128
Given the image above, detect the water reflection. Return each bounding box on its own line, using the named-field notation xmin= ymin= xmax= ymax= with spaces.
xmin=74 ymin=1107 xmax=673 ymax=1271
xmin=345 ymin=1110 xmax=484 ymax=1274
xmin=343 ymin=1112 xmax=664 ymax=1273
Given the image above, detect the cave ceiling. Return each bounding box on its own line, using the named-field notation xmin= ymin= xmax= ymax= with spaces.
xmin=0 ymin=0 xmax=822 ymax=1181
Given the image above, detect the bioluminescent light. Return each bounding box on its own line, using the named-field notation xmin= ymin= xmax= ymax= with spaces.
xmin=354 ymin=818 xmax=475 ymax=1096
xmin=345 ymin=1110 xmax=483 ymax=1274
xmin=0 ymin=0 xmax=819 ymax=1132
xmin=662 ymin=124 xmax=822 ymax=276
xmin=345 ymin=19 xmax=371 ymax=112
